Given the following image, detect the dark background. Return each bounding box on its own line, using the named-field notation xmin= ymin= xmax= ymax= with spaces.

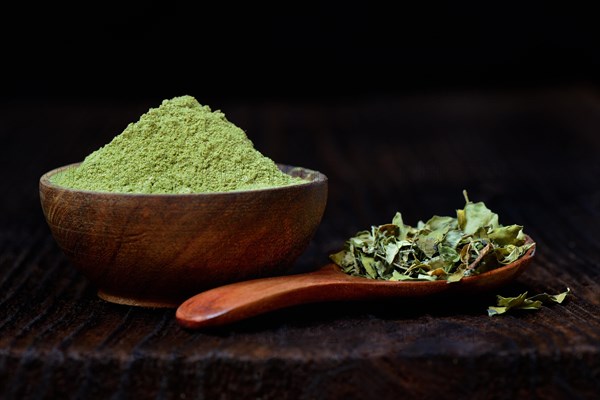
xmin=1 ymin=3 xmax=599 ymax=227
xmin=2 ymin=3 xmax=599 ymax=102
xmin=2 ymin=2 xmax=600 ymax=233
xmin=2 ymin=4 xmax=600 ymax=399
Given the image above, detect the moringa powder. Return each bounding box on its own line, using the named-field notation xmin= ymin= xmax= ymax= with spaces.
xmin=51 ymin=95 xmax=302 ymax=193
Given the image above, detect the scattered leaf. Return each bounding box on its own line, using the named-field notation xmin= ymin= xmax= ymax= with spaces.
xmin=528 ymin=288 xmax=571 ymax=304
xmin=487 ymin=288 xmax=570 ymax=316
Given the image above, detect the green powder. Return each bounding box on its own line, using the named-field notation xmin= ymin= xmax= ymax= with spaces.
xmin=51 ymin=96 xmax=303 ymax=194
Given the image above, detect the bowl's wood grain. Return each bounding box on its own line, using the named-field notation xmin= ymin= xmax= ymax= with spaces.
xmin=177 ymin=239 xmax=535 ymax=328
xmin=40 ymin=164 xmax=328 ymax=307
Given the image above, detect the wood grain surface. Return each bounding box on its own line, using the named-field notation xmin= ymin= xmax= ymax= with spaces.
xmin=1 ymin=88 xmax=599 ymax=399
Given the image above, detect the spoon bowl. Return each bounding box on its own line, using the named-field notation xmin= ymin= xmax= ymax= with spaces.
xmin=177 ymin=237 xmax=535 ymax=328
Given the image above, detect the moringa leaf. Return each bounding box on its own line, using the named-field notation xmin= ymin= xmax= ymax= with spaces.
xmin=329 ymin=250 xmax=349 ymax=267
xmin=329 ymin=191 xmax=535 ymax=283
xmin=529 ymin=287 xmax=571 ymax=304
xmin=496 ymin=292 xmax=538 ymax=308
xmin=426 ymin=256 xmax=448 ymax=271
xmin=427 ymin=267 xmax=447 ymax=277
xmin=385 ymin=242 xmax=400 ymax=264
xmin=359 ymin=254 xmax=377 ymax=279
xmin=444 ymin=229 xmax=464 ymax=249
xmin=390 ymin=271 xmax=413 ymax=281
xmin=417 ymin=233 xmax=438 ymax=259
xmin=426 ymin=215 xmax=457 ymax=231
xmin=439 ymin=245 xmax=460 ymax=264
xmin=487 ymin=288 xmax=570 ymax=316
xmin=467 ymin=243 xmax=492 ymax=270
xmin=460 ymin=201 xmax=500 ymax=236
xmin=488 ymin=225 xmax=525 ymax=246
xmin=392 ymin=212 xmax=408 ymax=240
xmin=416 ymin=274 xmax=437 ymax=281
xmin=446 ymin=268 xmax=465 ymax=283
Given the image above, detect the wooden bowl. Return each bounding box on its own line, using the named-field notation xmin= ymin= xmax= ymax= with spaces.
xmin=39 ymin=164 xmax=328 ymax=308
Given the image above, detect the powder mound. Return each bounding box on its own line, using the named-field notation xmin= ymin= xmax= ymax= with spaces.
xmin=51 ymin=95 xmax=302 ymax=194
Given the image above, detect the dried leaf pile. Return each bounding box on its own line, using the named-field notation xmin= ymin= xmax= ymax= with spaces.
xmin=330 ymin=191 xmax=535 ymax=283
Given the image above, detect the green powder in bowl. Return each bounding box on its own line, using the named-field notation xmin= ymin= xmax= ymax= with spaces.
xmin=51 ymin=95 xmax=304 ymax=194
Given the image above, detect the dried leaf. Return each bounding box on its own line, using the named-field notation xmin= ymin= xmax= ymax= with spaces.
xmin=488 ymin=225 xmax=525 ymax=246
xmin=529 ymin=288 xmax=571 ymax=304
xmin=427 ymin=268 xmax=446 ymax=277
xmin=417 ymin=234 xmax=438 ymax=259
xmin=329 ymin=191 xmax=535 ymax=283
xmin=329 ymin=250 xmax=349 ymax=267
xmin=444 ymin=230 xmax=464 ymax=249
xmin=460 ymin=202 xmax=499 ymax=236
xmin=446 ymin=268 xmax=465 ymax=283
xmin=385 ymin=242 xmax=400 ymax=265
xmin=487 ymin=288 xmax=570 ymax=316
xmin=439 ymin=245 xmax=460 ymax=264
xmin=392 ymin=212 xmax=408 ymax=240
xmin=467 ymin=243 xmax=492 ymax=270
xmin=360 ymin=254 xmax=377 ymax=279
xmin=426 ymin=215 xmax=457 ymax=231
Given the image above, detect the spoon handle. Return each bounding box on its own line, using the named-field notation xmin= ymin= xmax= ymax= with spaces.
xmin=176 ymin=265 xmax=357 ymax=329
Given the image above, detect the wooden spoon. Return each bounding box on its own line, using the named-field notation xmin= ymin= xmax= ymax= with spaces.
xmin=176 ymin=240 xmax=535 ymax=329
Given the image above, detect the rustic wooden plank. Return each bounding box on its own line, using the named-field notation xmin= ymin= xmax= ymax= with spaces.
xmin=1 ymin=89 xmax=599 ymax=399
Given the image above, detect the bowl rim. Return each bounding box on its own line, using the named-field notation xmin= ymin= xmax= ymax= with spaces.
xmin=40 ymin=163 xmax=328 ymax=197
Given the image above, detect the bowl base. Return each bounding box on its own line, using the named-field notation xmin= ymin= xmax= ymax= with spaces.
xmin=97 ymin=289 xmax=179 ymax=308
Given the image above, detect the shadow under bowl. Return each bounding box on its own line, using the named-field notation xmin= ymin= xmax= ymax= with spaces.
xmin=39 ymin=164 xmax=328 ymax=308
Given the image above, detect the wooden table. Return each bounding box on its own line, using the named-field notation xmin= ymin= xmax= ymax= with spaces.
xmin=1 ymin=88 xmax=599 ymax=399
